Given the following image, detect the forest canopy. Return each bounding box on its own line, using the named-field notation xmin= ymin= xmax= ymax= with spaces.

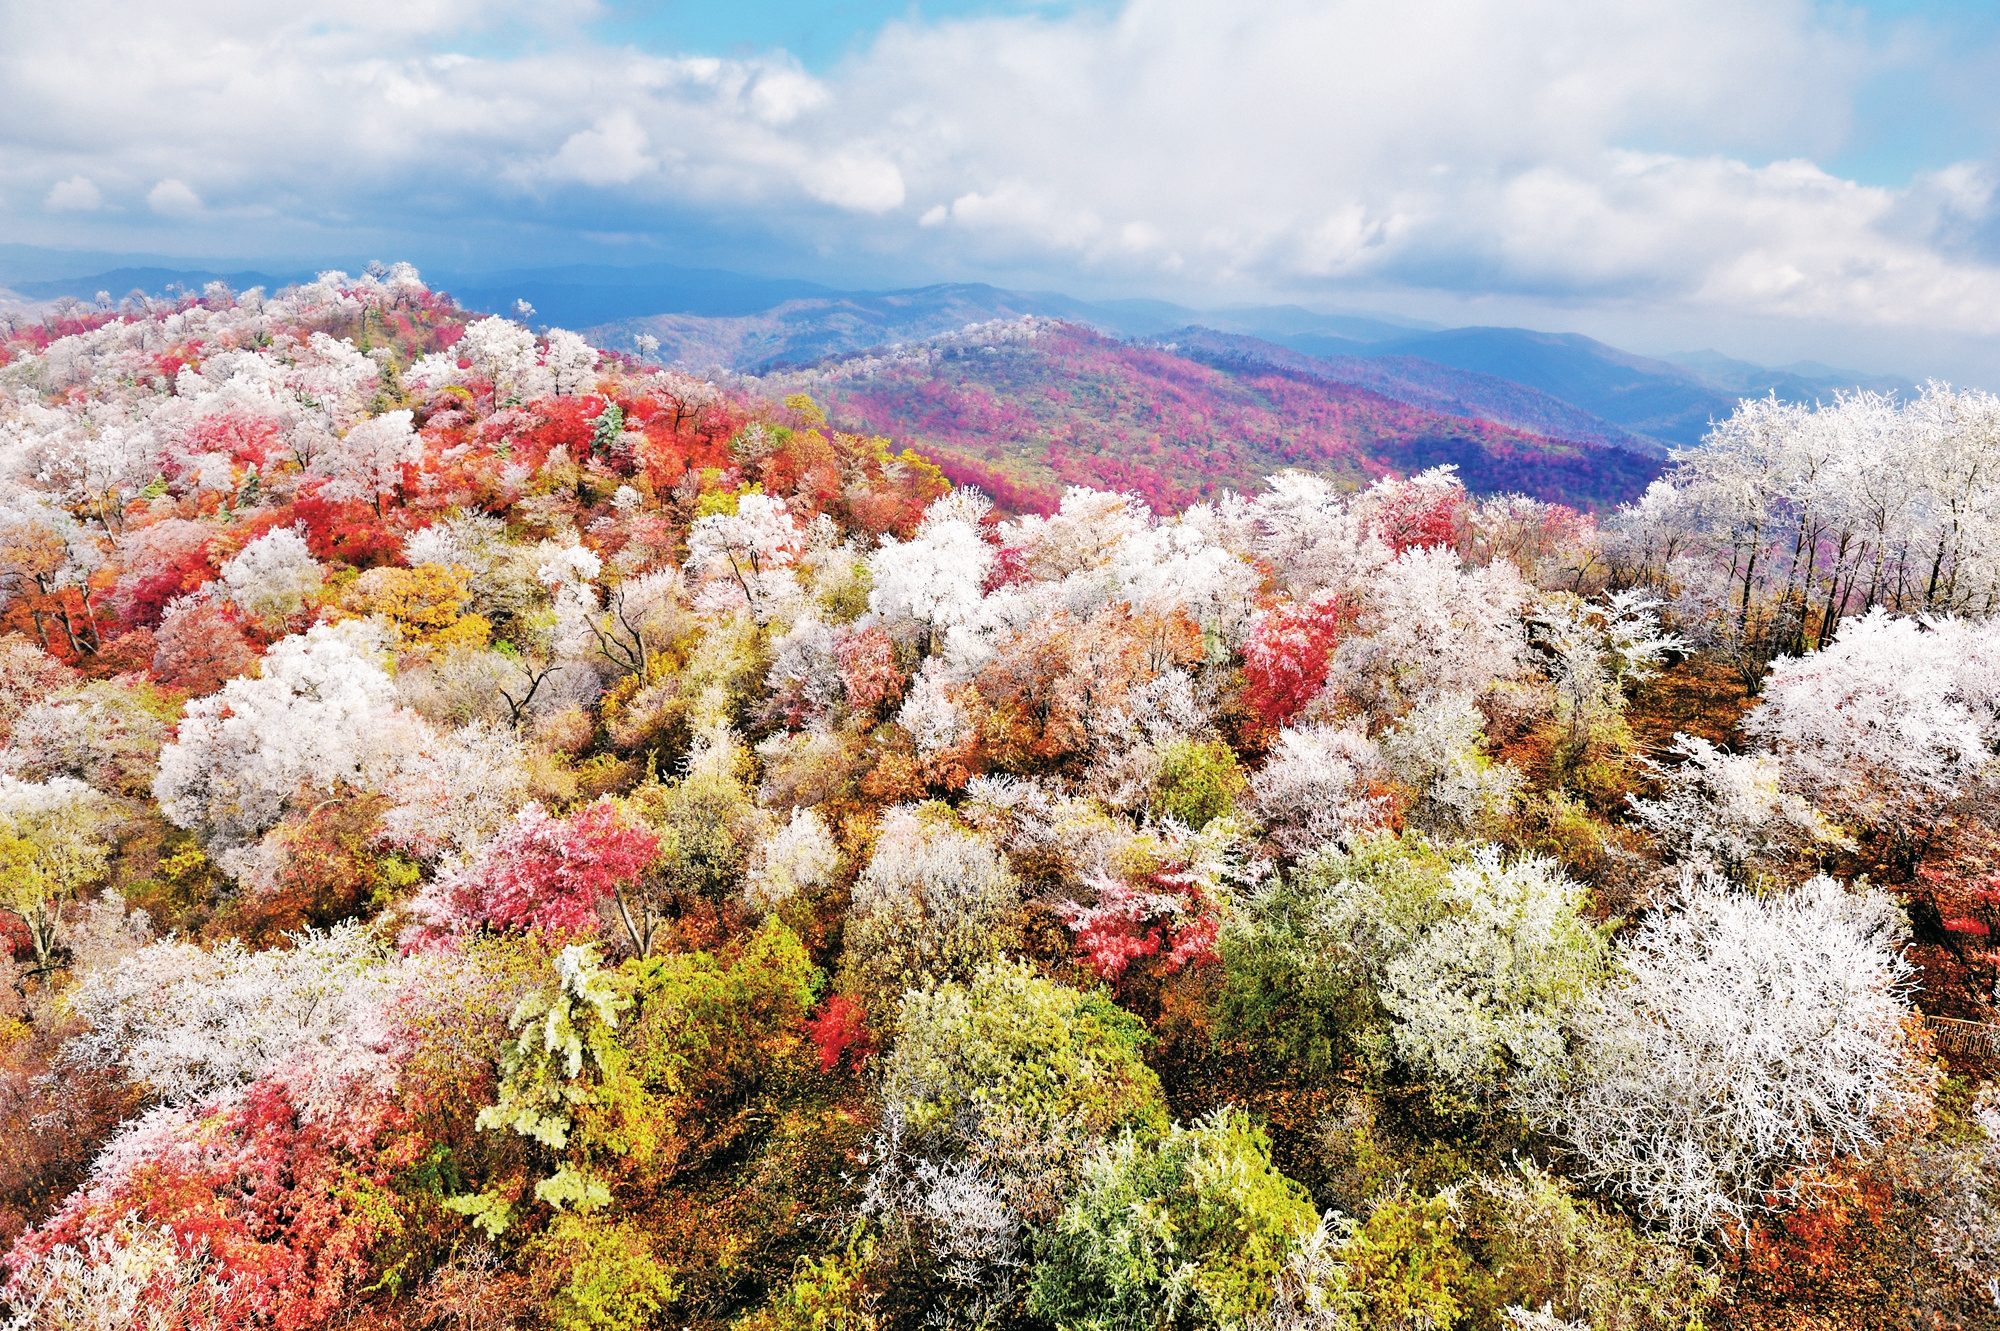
xmin=0 ymin=269 xmax=1998 ymax=1331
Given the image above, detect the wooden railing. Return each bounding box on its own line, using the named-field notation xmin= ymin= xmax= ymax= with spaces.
xmin=1929 ymin=1017 xmax=2000 ymax=1059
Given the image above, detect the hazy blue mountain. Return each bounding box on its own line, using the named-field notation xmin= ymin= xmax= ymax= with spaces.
xmin=1659 ymin=348 xmax=1916 ymax=402
xmin=428 ymin=263 xmax=841 ymax=326
xmin=1163 ymin=328 xmax=1666 ymax=457
xmin=1295 ymin=327 xmax=1742 ymax=448
xmin=11 ymin=266 xmax=303 ymax=301
xmin=1286 ymin=327 xmax=1918 ymax=448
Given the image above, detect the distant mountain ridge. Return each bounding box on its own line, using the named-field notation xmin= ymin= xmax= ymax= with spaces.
xmin=1278 ymin=327 xmax=1916 ymax=448
xmin=1157 ymin=328 xmax=1666 ymax=458
xmin=746 ymin=320 xmax=1663 ymax=514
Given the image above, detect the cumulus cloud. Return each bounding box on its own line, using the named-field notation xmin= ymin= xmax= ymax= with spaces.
xmin=44 ymin=175 xmax=102 ymax=211
xmin=4 ymin=0 xmax=2000 ymax=337
xmin=543 ymin=112 xmax=657 ymax=186
xmin=146 ymin=179 xmax=201 ymax=215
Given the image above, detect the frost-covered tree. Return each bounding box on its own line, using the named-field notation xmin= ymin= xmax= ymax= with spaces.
xmin=377 ymin=720 xmax=534 ymax=868
xmin=0 ymin=775 xmax=113 ymax=973
xmin=744 ymin=806 xmax=840 ymax=914
xmin=687 ymin=494 xmax=802 ymax=618
xmin=63 ymin=922 xmax=393 ymax=1106
xmin=219 ymin=525 xmax=322 ymax=622
xmin=0 ymin=1219 xmax=231 ymax=1331
xmin=1380 ymin=846 xmax=1607 ymax=1104
xmin=541 ymin=331 xmax=599 ymax=397
xmin=842 ymin=807 xmax=1021 ymax=1023
xmin=1216 ymin=470 xmax=1389 ymax=601
xmin=1331 ymin=544 xmax=1530 ymax=721
xmin=458 ymin=317 xmax=549 ymax=404
xmin=1615 ymin=385 xmax=2000 ymax=678
xmin=1 ymin=678 xmax=169 ymax=796
xmin=1250 ymin=724 xmax=1389 ymax=857
xmin=1743 ymin=608 xmax=2000 ymax=838
xmin=861 ymin=1123 xmax=1025 ymax=1328
xmin=1378 ymin=694 xmax=1521 ymax=834
xmin=1531 ymin=590 xmax=1683 ymax=758
xmin=1528 ymin=874 xmax=1927 ymax=1241
xmin=152 ymin=621 xmax=427 ymax=862
xmin=312 ymin=409 xmax=419 ymax=513
xmin=870 ymin=491 xmax=994 ymax=649
xmin=1626 ymin=733 xmax=1831 ymax=884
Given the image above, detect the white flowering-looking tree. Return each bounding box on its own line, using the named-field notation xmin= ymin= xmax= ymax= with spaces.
xmin=219 ymin=525 xmax=322 ymax=623
xmin=63 ymin=922 xmax=393 ymax=1106
xmin=869 ymin=491 xmax=994 ymax=651
xmin=1527 ymin=874 xmax=1927 ymax=1241
xmin=312 ymin=410 xmax=420 ymax=514
xmin=152 ymin=621 xmax=429 ymax=865
xmin=1250 ymin=723 xmax=1389 ymax=857
xmin=540 ymin=329 xmax=599 ymax=397
xmin=1743 ymin=608 xmax=2000 ymax=850
xmin=841 ymin=806 xmax=1021 ymax=1024
xmin=688 ymin=493 xmax=803 ymax=620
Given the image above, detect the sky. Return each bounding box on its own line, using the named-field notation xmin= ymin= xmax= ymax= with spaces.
xmin=5 ymin=0 xmax=2000 ymax=379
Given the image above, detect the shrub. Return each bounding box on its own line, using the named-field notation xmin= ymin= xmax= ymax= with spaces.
xmin=840 ymin=807 xmax=1020 ymax=1024
xmin=1152 ymin=738 xmax=1250 ymax=830
xmin=883 ymin=960 xmax=1165 ymax=1220
xmin=1027 ymin=1107 xmax=1320 ymax=1331
xmin=529 ymin=1214 xmax=679 ymax=1331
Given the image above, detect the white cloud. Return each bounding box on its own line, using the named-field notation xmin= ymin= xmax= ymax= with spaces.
xmin=798 ymin=150 xmax=906 ymax=212
xmin=44 ymin=175 xmax=103 ymax=211
xmin=146 ymin=178 xmax=201 ymax=215
xmin=4 ymin=0 xmax=2000 ymax=340
xmin=545 ymin=112 xmax=656 ymax=186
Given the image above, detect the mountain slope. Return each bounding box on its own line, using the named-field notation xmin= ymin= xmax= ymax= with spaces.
xmin=1162 ymin=328 xmax=1665 ymax=458
xmin=1279 ymin=326 xmax=1740 ymax=447
xmin=752 ymin=322 xmax=1663 ymax=514
xmin=1658 ymin=348 xmax=1916 ymax=402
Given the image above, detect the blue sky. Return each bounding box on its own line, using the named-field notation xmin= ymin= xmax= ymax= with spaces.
xmin=589 ymin=1 xmax=1082 ymax=70
xmin=5 ymin=0 xmax=2000 ymax=378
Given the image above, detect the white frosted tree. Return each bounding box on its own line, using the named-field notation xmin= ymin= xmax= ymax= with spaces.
xmin=1626 ymin=733 xmax=1832 ymax=883
xmin=1527 ymin=874 xmax=1926 ymax=1241
xmin=744 ymin=806 xmax=841 ymax=913
xmin=842 ymin=807 xmax=1021 ymax=1021
xmin=218 ymin=525 xmax=322 ymax=622
xmin=458 ymin=317 xmax=549 ymax=404
xmin=1382 ymin=846 xmax=1606 ymax=1104
xmin=312 ymin=409 xmax=420 ymax=513
xmin=377 ymin=720 xmax=534 ymax=868
xmin=688 ymin=493 xmax=803 ymax=618
xmin=1743 ymin=608 xmax=2000 ymax=837
xmin=63 ymin=921 xmax=393 ymax=1106
xmin=1250 ymin=723 xmax=1389 ymax=856
xmin=540 ymin=329 xmax=599 ymax=397
xmin=1332 ymin=544 xmax=1530 ymax=721
xmin=870 ymin=491 xmax=994 ymax=649
xmin=152 ymin=620 xmax=429 ymax=860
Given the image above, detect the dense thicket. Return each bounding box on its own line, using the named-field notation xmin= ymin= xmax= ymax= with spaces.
xmin=0 ymin=270 xmax=1998 ymax=1331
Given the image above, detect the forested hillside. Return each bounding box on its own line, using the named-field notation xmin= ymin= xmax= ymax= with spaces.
xmin=0 ymin=270 xmax=1998 ymax=1331
xmin=748 ymin=321 xmax=1662 ymax=515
